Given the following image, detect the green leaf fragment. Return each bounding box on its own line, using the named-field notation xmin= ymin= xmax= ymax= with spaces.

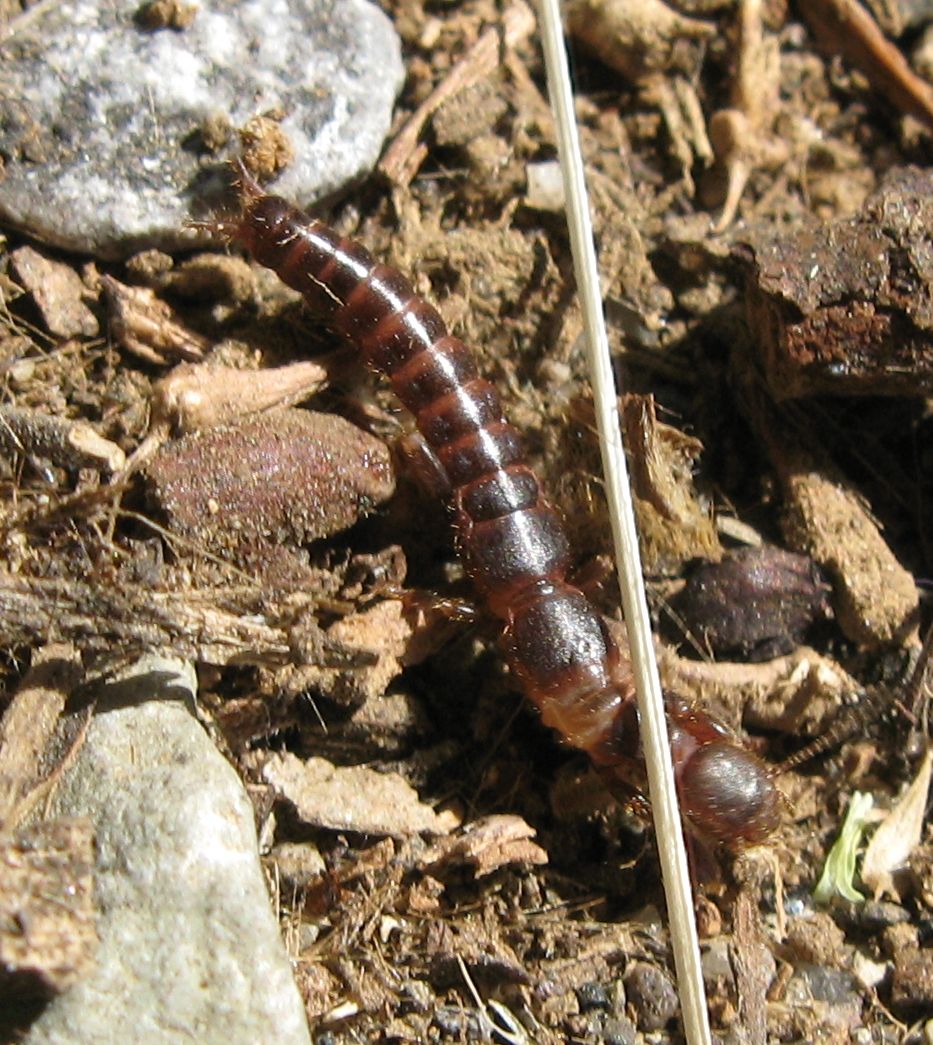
xmin=813 ymin=791 xmax=875 ymax=905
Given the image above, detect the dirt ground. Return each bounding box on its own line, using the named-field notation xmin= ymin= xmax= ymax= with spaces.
xmin=1 ymin=0 xmax=933 ymax=1041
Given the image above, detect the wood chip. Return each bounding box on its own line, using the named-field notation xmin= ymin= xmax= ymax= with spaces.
xmin=9 ymin=246 xmax=98 ymax=338
xmin=0 ymin=643 xmax=81 ymax=829
xmin=262 ymin=752 xmax=459 ymax=837
xmin=0 ymin=818 xmax=97 ymax=1001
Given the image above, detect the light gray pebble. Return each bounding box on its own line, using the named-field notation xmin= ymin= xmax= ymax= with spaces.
xmin=0 ymin=0 xmax=403 ymax=259
xmin=23 ymin=654 xmax=311 ymax=1045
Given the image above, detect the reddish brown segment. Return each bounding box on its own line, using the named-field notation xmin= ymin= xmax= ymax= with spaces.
xmin=232 ymin=191 xmax=781 ymax=848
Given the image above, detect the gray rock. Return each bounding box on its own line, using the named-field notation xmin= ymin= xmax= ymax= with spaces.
xmin=24 ymin=654 xmax=310 ymax=1045
xmin=0 ymin=0 xmax=403 ymax=258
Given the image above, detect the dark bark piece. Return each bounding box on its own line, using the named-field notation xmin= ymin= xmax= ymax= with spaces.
xmin=736 ymin=166 xmax=933 ymax=398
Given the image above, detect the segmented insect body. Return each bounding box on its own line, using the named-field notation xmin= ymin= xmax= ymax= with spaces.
xmin=233 ymin=192 xmax=780 ymax=847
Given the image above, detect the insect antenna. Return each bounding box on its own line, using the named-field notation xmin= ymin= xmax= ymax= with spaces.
xmin=774 ymin=648 xmax=930 ymax=776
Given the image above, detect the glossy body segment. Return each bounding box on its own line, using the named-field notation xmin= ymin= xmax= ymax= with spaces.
xmin=234 ymin=192 xmax=781 ymax=848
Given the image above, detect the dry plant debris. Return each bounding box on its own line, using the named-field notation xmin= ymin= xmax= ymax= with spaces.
xmin=565 ymin=0 xmax=716 ymax=176
xmin=101 ymin=274 xmax=209 ymax=364
xmin=662 ymin=643 xmax=859 ymax=736
xmin=861 ymin=743 xmax=932 ymax=899
xmin=0 ymin=404 xmax=125 ymax=475
xmin=149 ymin=360 xmax=328 ymax=435
xmin=421 ymin=814 xmax=548 ymax=876
xmin=803 ymin=0 xmax=933 ymax=130
xmin=262 ymin=751 xmax=460 ymax=837
xmin=0 ymin=644 xmax=82 ymax=829
xmin=621 ymin=393 xmax=722 ymax=574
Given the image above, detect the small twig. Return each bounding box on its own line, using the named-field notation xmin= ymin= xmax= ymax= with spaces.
xmin=536 ymin=1 xmax=711 ymax=1041
xmin=378 ymin=0 xmax=536 ymax=186
xmin=0 ymin=403 xmax=125 ymax=474
xmin=803 ymin=0 xmax=933 ymax=130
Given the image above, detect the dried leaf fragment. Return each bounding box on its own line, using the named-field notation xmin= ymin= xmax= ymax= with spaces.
xmin=9 ymin=246 xmax=98 ymax=338
xmin=289 ymin=599 xmax=413 ymax=707
xmin=262 ymin=752 xmax=459 ymax=837
xmin=421 ymin=814 xmax=548 ymax=877
xmin=861 ymin=745 xmax=932 ymax=900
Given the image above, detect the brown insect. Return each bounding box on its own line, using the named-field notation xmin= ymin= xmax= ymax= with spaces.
xmin=226 ymin=182 xmax=781 ymax=849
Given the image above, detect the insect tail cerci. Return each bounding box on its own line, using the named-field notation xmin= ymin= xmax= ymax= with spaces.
xmin=228 ymin=181 xmax=781 ymax=849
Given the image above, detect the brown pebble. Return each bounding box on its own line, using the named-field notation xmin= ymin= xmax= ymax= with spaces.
xmin=785 ymin=911 xmax=847 ymax=967
xmin=146 ymin=408 xmax=394 ymax=554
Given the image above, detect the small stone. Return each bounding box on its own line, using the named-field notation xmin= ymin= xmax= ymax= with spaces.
xmin=268 ymin=841 xmax=327 ymax=890
xmin=576 ymin=982 xmax=610 ymax=1012
xmin=622 ymin=961 xmax=679 ymax=1032
xmin=602 ymin=1016 xmax=637 ymax=1045
xmin=0 ymin=0 xmax=403 ymax=258
xmin=857 ymin=899 xmax=911 ymax=930
xmin=891 ymin=947 xmax=933 ymax=1012
xmin=785 ymin=911 xmax=848 ymax=967
xmin=25 ymin=654 xmax=311 ymax=1045
xmin=526 ymin=161 xmax=565 ymax=212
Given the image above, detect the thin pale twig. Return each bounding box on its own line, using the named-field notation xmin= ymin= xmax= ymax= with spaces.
xmin=535 ymin=1 xmax=711 ymax=1042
